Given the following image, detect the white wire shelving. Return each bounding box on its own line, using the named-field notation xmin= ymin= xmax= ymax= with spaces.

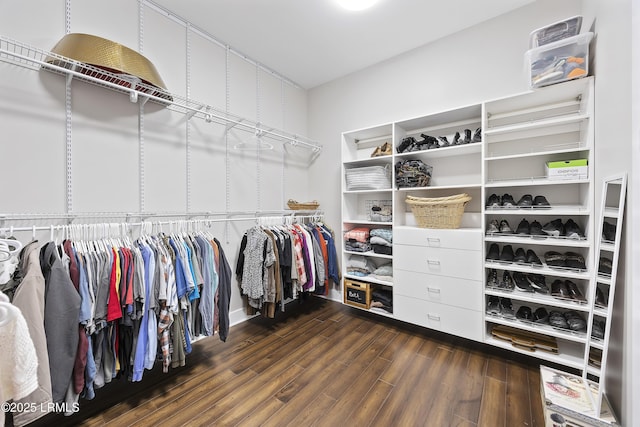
xmin=0 ymin=35 xmax=322 ymax=156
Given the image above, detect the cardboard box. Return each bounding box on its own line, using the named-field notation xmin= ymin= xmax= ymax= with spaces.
xmin=343 ymin=279 xmax=371 ymax=309
xmin=525 ymin=32 xmax=593 ymax=88
xmin=546 ymin=159 xmax=588 ymax=180
xmin=540 ymin=366 xmax=619 ymax=427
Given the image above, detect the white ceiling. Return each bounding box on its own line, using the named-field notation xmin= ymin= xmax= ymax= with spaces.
xmin=151 ymin=0 xmax=534 ymax=89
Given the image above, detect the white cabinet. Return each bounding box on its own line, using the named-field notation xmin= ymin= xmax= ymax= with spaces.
xmin=341 ymin=106 xmax=484 ymax=339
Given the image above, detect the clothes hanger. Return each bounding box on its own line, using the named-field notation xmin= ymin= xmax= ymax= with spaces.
xmin=0 ymin=238 xmax=23 ymax=256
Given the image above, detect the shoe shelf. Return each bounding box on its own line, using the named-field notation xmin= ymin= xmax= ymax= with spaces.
xmin=342 ymin=124 xmax=393 ymax=163
xmin=485 ymin=260 xmax=590 ymax=280
xmin=484 ymin=234 xmax=590 ymax=248
xmin=486 ymin=316 xmax=588 ymax=344
xmin=395 ymin=143 xmax=481 ymax=160
xmin=485 ymin=205 xmax=590 ymax=216
xmin=484 ymin=333 xmax=586 ymax=370
xmin=484 ymin=288 xmax=590 ymax=312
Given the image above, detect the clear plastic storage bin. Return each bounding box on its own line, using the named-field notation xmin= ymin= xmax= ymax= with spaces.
xmin=525 ymin=32 xmax=593 ymax=88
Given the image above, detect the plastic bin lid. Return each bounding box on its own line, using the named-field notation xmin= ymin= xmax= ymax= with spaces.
xmin=525 ymin=32 xmax=593 ymax=58
xmin=529 ymin=15 xmax=583 ymax=48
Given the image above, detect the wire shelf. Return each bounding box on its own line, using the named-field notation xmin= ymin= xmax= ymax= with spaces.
xmin=0 ymin=35 xmax=322 ymax=153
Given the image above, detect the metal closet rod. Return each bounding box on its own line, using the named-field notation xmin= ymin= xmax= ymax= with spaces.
xmin=0 ymin=210 xmax=324 ymax=222
xmin=0 ymin=36 xmax=322 ymax=153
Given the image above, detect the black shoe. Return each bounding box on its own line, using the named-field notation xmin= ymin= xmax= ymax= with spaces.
xmin=564 ymin=311 xmax=587 ymax=332
xmin=549 ymin=311 xmax=569 ymax=329
xmin=542 ymin=219 xmax=565 ymax=237
xmin=598 ymin=256 xmax=613 ymax=274
xmin=516 ymin=305 xmax=532 ymax=321
xmin=516 ymin=194 xmax=533 ymax=207
xmin=545 ymin=251 xmax=566 ymax=268
xmin=513 ymin=272 xmax=533 ymax=292
xmin=436 ymin=136 xmax=450 ymax=147
xmin=551 ymin=280 xmax=570 ymax=299
xmin=534 ymin=307 xmax=549 ymax=324
xmin=529 ymin=220 xmax=544 ymax=236
xmin=500 ymin=245 xmax=514 ymax=262
xmin=486 ymin=296 xmax=500 ymax=315
xmin=514 ymin=248 xmax=527 ymax=263
xmin=499 ymin=298 xmax=515 ymax=318
xmin=486 ymin=243 xmax=500 ymax=261
xmin=526 ymin=249 xmax=542 ymax=265
xmin=564 ymin=219 xmax=584 ymax=239
xmin=516 ymin=218 xmax=530 ymax=234
xmin=487 ymin=219 xmax=500 ymax=234
xmin=486 ymin=193 xmax=501 ymax=208
xmin=565 ymin=252 xmax=586 ymax=270
xmin=462 ymin=129 xmax=472 ymax=144
xmin=499 ymin=220 xmax=513 ymax=233
xmin=603 ymin=221 xmax=616 ymax=241
xmin=487 ymin=269 xmax=499 ymax=288
xmin=501 ymin=194 xmax=516 ymax=208
xmin=533 ymin=195 xmax=551 ymax=208
xmin=397 ymin=136 xmax=415 ymax=153
xmin=452 ymin=131 xmax=462 ymax=145
xmin=472 ymin=127 xmax=482 ymax=143
xmin=565 ymin=280 xmax=586 ymax=302
xmin=527 ymin=274 xmax=549 ymax=294
xmin=501 ymin=270 xmax=515 ymax=290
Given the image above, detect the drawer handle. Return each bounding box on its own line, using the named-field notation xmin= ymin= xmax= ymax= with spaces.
xmin=427 ymin=287 xmax=441 ymax=294
xmin=427 ymin=237 xmax=441 ymax=244
xmin=426 ymin=259 xmax=441 ymax=266
xmin=427 ymin=314 xmax=441 ymax=321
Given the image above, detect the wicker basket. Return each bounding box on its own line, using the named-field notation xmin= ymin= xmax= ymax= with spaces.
xmin=287 ymin=199 xmax=320 ymax=210
xmin=405 ymin=193 xmax=472 ymax=229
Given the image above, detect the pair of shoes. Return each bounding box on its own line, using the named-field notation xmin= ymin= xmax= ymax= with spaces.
xmin=542 ymin=218 xmax=584 ymax=238
xmin=591 ymin=319 xmax=605 ymax=339
xmin=515 ymin=218 xmax=544 ymax=235
xmin=513 ymin=272 xmax=534 ymax=292
xmin=516 ymin=195 xmax=551 ymax=208
xmin=485 ymin=193 xmax=516 ymax=208
xmin=486 ymin=269 xmax=499 ymax=288
xmin=602 ymin=221 xmax=617 ymax=241
xmin=397 ymin=136 xmax=415 ymax=153
xmin=550 ymin=280 xmax=586 ymax=302
xmin=512 ymin=271 xmax=546 ymax=293
xmin=598 ymin=256 xmax=613 ymax=275
xmin=564 ymin=311 xmax=587 ymax=332
xmin=544 ymin=251 xmax=587 ymax=271
xmin=516 ymin=305 xmax=532 ymax=321
xmin=549 ymin=311 xmax=569 ymax=329
xmin=486 ymin=296 xmax=514 ymax=318
xmin=515 ymin=305 xmax=548 ymax=323
xmin=513 ymin=247 xmax=542 ymax=265
xmin=371 ymin=142 xmax=392 ymax=157
xmin=486 ymin=269 xmax=516 ymax=291
xmin=486 ymin=219 xmax=514 ymax=234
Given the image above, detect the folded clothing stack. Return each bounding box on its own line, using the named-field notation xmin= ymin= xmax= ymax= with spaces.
xmin=370 ymin=287 xmax=393 ymax=313
xmin=344 ymin=226 xmax=372 ymax=253
xmin=346 ymin=255 xmax=377 ymax=277
xmin=370 ymin=228 xmax=392 ymax=255
xmin=371 ymin=263 xmax=393 ymax=282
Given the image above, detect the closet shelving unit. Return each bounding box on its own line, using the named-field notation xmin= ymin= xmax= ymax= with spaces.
xmin=482 ymin=77 xmax=595 ymax=370
xmin=341 ymin=105 xmax=485 ymax=340
xmin=0 ymin=35 xmax=322 ymax=153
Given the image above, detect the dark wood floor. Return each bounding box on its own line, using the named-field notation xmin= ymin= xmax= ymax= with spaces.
xmin=29 ymin=297 xmax=546 ymax=427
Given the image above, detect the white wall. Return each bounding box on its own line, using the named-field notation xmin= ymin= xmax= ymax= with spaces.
xmin=0 ymin=0 xmax=311 ymax=319
xmin=308 ymin=0 xmax=634 ymax=424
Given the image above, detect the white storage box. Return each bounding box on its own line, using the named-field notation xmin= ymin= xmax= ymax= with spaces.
xmin=525 ymin=32 xmax=593 ymax=88
xmin=529 ymin=15 xmax=583 ymax=48
xmin=546 ymin=159 xmax=588 ymax=180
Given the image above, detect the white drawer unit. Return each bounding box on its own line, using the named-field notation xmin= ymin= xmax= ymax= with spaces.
xmin=394 ymin=269 xmax=482 ymax=311
xmin=393 ymin=244 xmax=482 ymax=281
xmin=394 ymin=226 xmax=482 ymax=250
xmin=394 ymin=295 xmax=483 ymax=342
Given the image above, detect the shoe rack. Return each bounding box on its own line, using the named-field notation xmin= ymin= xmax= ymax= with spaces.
xmin=482 ymin=77 xmax=596 ymax=370
xmin=587 ymin=173 xmax=627 ymax=417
